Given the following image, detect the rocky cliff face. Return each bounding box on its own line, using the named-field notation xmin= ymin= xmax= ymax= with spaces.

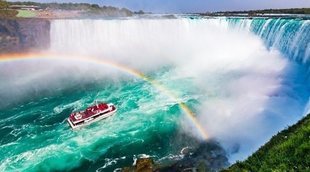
xmin=0 ymin=18 xmax=50 ymax=54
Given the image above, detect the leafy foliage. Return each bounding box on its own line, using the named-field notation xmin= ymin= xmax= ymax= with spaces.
xmin=216 ymin=8 xmax=310 ymax=15
xmin=0 ymin=0 xmax=17 ymax=18
xmin=0 ymin=10 xmax=18 ymax=18
xmin=8 ymin=1 xmax=133 ymax=16
xmin=223 ymin=114 xmax=310 ymax=172
xmin=0 ymin=0 xmax=9 ymax=9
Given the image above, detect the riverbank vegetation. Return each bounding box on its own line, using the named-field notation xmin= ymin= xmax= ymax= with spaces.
xmin=0 ymin=0 xmax=18 ymax=18
xmin=223 ymin=114 xmax=310 ymax=171
xmin=209 ymin=8 xmax=310 ymax=16
xmin=8 ymin=1 xmax=133 ymax=18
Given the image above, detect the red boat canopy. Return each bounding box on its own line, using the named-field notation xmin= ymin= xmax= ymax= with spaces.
xmin=69 ymin=103 xmax=109 ymax=122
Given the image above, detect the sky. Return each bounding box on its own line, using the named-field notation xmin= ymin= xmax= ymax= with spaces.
xmin=9 ymin=0 xmax=310 ymax=13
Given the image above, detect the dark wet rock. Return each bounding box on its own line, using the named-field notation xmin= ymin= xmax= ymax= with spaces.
xmin=121 ymin=141 xmax=229 ymax=172
xmin=122 ymin=158 xmax=155 ymax=172
xmin=0 ymin=18 xmax=50 ymax=54
xmin=136 ymin=158 xmax=155 ymax=172
xmin=159 ymin=141 xmax=229 ymax=172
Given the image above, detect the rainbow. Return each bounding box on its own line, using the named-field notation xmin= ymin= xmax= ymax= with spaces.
xmin=0 ymin=53 xmax=209 ymax=140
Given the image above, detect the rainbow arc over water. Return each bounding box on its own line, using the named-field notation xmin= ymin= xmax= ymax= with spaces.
xmin=0 ymin=53 xmax=209 ymax=140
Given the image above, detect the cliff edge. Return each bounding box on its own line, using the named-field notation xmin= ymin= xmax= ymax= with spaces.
xmin=0 ymin=18 xmax=50 ymax=54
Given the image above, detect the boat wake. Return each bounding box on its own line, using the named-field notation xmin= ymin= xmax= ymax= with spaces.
xmin=0 ymin=17 xmax=309 ymax=171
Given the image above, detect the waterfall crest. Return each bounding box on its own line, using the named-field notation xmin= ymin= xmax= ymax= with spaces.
xmin=225 ymin=18 xmax=310 ymax=66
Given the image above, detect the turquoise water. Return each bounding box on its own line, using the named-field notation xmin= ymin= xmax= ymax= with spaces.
xmin=0 ymin=67 xmax=204 ymax=171
xmin=225 ymin=17 xmax=310 ymax=66
xmin=1 ymin=17 xmax=309 ymax=171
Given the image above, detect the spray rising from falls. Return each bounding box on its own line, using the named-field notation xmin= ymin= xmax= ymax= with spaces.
xmin=0 ymin=54 xmax=206 ymax=171
xmin=224 ymin=18 xmax=310 ymax=67
xmin=0 ymin=53 xmax=208 ymax=140
xmin=223 ymin=17 xmax=310 ymax=116
xmin=49 ymin=18 xmax=310 ymax=161
xmin=50 ymin=18 xmax=310 ymax=68
xmin=0 ymin=17 xmax=309 ymax=171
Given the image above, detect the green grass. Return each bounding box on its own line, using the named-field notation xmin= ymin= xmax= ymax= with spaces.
xmin=16 ymin=10 xmax=36 ymax=18
xmin=223 ymin=114 xmax=310 ymax=172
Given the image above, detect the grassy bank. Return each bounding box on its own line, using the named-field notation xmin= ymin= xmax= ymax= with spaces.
xmin=223 ymin=114 xmax=310 ymax=171
xmin=16 ymin=10 xmax=36 ymax=18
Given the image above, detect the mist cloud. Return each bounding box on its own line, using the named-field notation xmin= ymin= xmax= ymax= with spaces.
xmin=2 ymin=18 xmax=308 ymax=162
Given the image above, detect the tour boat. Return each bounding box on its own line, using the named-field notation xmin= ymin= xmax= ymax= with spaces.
xmin=67 ymin=102 xmax=117 ymax=129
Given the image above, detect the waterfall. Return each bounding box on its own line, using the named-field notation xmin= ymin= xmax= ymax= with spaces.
xmin=49 ymin=17 xmax=310 ymax=162
xmin=225 ymin=18 xmax=310 ymax=66
xmin=1 ymin=17 xmax=309 ymax=171
xmin=49 ymin=18 xmax=263 ymax=69
xmin=50 ymin=17 xmax=309 ymax=66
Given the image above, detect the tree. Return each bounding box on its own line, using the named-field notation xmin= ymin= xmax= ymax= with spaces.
xmin=0 ymin=0 xmax=18 ymax=18
xmin=0 ymin=0 xmax=9 ymax=9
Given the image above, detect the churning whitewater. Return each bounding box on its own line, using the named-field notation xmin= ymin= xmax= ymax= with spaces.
xmin=0 ymin=17 xmax=309 ymax=171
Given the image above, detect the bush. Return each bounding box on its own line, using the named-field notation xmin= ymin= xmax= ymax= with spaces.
xmin=0 ymin=10 xmax=18 ymax=18
xmin=0 ymin=0 xmax=9 ymax=9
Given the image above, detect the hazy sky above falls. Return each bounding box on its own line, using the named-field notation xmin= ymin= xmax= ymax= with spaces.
xmin=9 ymin=0 xmax=310 ymax=13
